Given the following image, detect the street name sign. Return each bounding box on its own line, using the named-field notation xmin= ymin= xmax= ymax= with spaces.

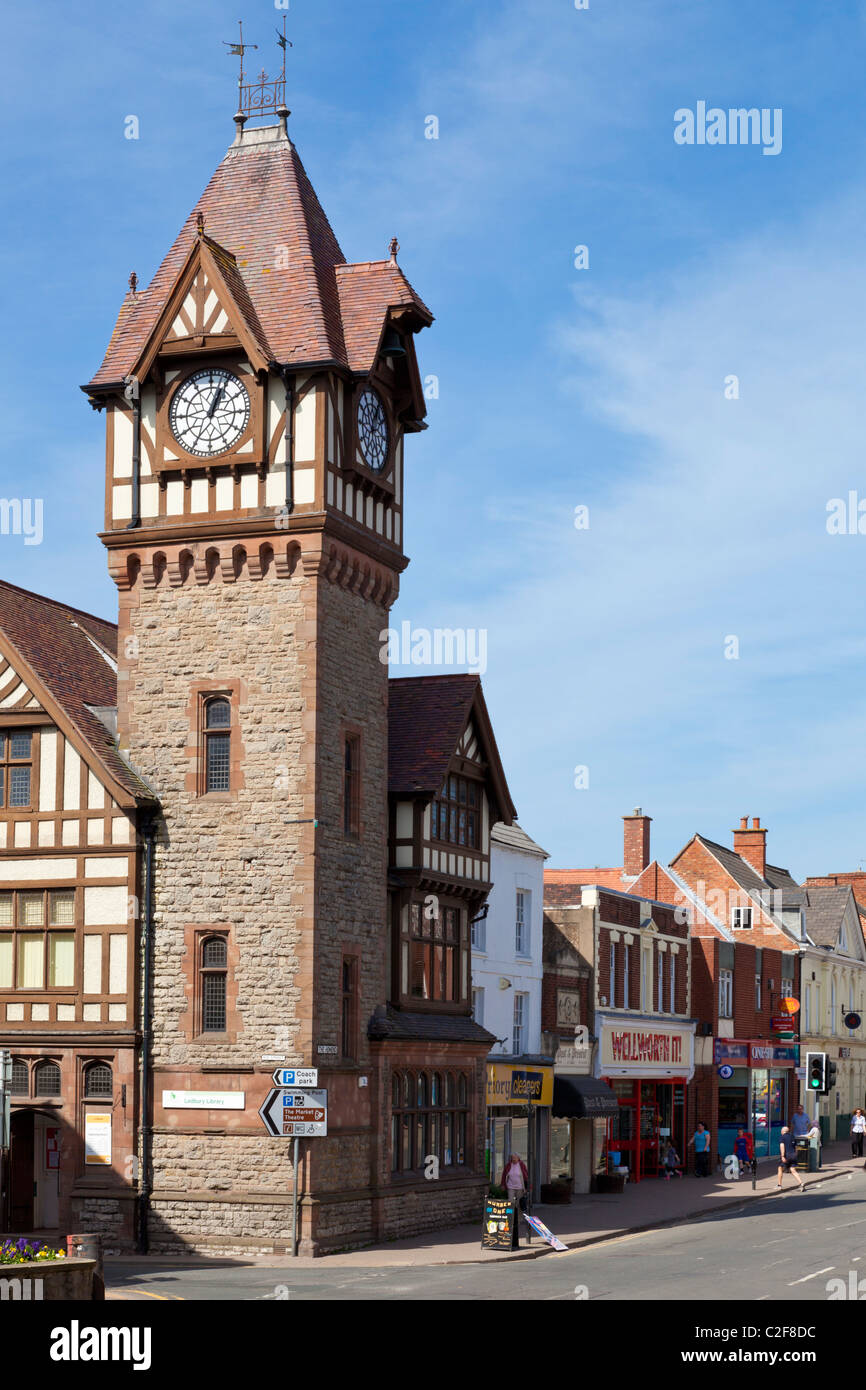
xmin=272 ymin=1067 xmax=318 ymax=1088
xmin=259 ymin=1087 xmax=328 ymax=1138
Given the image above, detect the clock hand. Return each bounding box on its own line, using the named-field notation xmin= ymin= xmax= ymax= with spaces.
xmin=207 ymin=387 xmax=224 ymax=419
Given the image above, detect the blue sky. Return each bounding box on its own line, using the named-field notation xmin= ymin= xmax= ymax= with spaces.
xmin=2 ymin=0 xmax=866 ymax=878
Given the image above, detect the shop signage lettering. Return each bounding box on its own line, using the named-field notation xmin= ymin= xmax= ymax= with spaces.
xmin=486 ymin=1063 xmax=553 ymax=1107
xmin=610 ymin=1031 xmax=683 ymax=1064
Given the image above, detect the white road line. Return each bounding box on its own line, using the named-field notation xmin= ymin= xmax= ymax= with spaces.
xmin=824 ymin=1217 xmax=866 ymax=1232
xmin=788 ymin=1266 xmax=835 ymax=1285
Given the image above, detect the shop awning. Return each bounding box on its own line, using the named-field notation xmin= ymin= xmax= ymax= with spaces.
xmin=553 ymin=1075 xmax=619 ymax=1119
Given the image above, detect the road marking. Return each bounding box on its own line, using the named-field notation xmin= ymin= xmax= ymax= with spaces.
xmin=824 ymin=1217 xmax=866 ymax=1232
xmin=788 ymin=1267 xmax=834 ymax=1285
xmin=127 ymin=1289 xmax=170 ymax=1300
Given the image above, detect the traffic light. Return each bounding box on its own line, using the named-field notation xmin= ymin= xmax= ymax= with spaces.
xmin=806 ymin=1051 xmax=827 ymax=1093
xmin=826 ymin=1060 xmax=838 ymax=1092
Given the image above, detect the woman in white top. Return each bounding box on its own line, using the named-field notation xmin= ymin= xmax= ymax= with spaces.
xmin=851 ymin=1107 xmax=866 ymax=1159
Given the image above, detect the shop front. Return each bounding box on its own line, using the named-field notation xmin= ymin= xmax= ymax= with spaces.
xmin=485 ymin=1058 xmax=553 ymax=1204
xmin=715 ymin=1040 xmax=799 ymax=1160
xmin=594 ymin=1013 xmax=696 ymax=1183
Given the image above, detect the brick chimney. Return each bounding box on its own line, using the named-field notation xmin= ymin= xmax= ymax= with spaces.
xmin=733 ymin=816 xmax=767 ymax=878
xmin=623 ymin=807 xmax=652 ymax=877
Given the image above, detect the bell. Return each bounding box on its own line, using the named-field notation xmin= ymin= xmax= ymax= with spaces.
xmin=380 ymin=326 xmax=406 ymax=359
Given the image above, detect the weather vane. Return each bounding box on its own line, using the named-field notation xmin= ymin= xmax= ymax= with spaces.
xmin=225 ymin=16 xmax=291 ymax=121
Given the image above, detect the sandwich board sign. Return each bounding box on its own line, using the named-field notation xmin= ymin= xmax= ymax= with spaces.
xmin=259 ymin=1088 xmax=327 ymax=1138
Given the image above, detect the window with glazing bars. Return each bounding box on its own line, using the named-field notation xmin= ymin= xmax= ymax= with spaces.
xmin=201 ymin=936 xmax=227 ymax=1032
xmin=84 ymin=1062 xmax=113 ymax=1099
xmin=204 ymin=698 xmax=231 ymax=793
xmin=0 ymin=730 xmax=32 ymax=808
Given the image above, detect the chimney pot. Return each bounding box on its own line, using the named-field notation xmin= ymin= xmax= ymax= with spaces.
xmin=752 ymin=817 xmax=760 ymax=829
xmin=739 ymin=817 xmax=748 ymax=830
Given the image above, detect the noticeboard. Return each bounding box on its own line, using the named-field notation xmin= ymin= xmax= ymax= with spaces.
xmin=481 ymin=1195 xmax=517 ymax=1251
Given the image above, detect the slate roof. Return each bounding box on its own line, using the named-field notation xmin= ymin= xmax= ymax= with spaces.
xmin=695 ymin=835 xmax=770 ymax=893
xmin=802 ymin=884 xmax=855 ymax=948
xmin=0 ymin=582 xmax=154 ymax=805
xmin=368 ymin=1004 xmax=495 ymax=1045
xmin=491 ymin=822 xmax=548 ymax=858
xmin=87 ymin=126 xmax=432 ymax=390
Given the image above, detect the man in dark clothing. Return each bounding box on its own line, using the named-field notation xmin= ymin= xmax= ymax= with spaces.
xmin=776 ymin=1126 xmax=804 ymax=1190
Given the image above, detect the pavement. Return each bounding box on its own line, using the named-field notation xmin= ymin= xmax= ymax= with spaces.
xmin=103 ymin=1140 xmax=866 ymax=1283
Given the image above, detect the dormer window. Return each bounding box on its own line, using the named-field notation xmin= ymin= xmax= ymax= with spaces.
xmin=732 ymin=906 xmax=752 ymax=930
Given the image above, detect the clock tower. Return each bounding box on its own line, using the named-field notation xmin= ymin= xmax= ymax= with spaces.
xmin=84 ymin=109 xmax=433 ymax=1254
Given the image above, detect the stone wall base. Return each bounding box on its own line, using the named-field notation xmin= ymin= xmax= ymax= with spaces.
xmin=146 ymin=1176 xmax=489 ymax=1257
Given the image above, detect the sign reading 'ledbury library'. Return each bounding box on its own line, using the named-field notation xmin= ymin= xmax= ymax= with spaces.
xmin=597 ymin=1016 xmax=695 ymax=1079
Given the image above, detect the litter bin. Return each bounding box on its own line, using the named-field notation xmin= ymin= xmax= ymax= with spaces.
xmin=796 ymin=1138 xmax=810 ymax=1171
xmin=809 ymin=1132 xmax=822 ymax=1171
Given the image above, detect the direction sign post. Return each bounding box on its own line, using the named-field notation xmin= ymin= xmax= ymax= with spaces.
xmin=258 ymin=1087 xmax=328 ymax=1258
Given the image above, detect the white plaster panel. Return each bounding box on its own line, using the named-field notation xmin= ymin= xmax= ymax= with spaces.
xmin=190 ymin=478 xmax=209 ymax=513
xmin=240 ymin=472 xmax=258 ymax=508
xmin=38 ymin=822 xmax=55 ymax=847
xmin=84 ymin=885 xmax=128 ymax=924
xmin=63 ymin=741 xmax=80 ymax=810
xmin=62 ymin=820 xmax=79 ymax=846
xmin=87 ymin=770 xmax=105 ymax=810
xmin=109 ymin=935 xmax=127 ymax=994
xmin=83 ymin=935 xmax=102 ymax=993
xmin=396 ymin=802 xmax=413 ymax=838
xmin=140 ymin=481 xmax=159 ymax=518
xmin=112 ymin=485 xmax=132 ymax=521
xmin=294 ymin=470 xmax=315 ymax=506
xmin=0 ymin=857 xmax=76 ymax=882
xmin=85 ymin=858 xmax=128 ymax=880
xmin=166 ymin=480 xmax=184 ymax=515
xmin=113 ymin=408 xmax=133 ymax=479
xmin=38 ymin=729 xmax=56 ymax=812
xmin=295 ymin=390 xmax=316 ymax=462
xmin=215 ymin=475 xmax=234 ymax=510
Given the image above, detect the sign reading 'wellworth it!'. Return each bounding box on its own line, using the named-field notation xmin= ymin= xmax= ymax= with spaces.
xmin=596 ymin=1016 xmax=695 ymax=1080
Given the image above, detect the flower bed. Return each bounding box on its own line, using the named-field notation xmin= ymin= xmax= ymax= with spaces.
xmin=1 ymin=1237 xmax=66 ymax=1264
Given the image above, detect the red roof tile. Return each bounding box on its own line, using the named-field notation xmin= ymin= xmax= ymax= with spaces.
xmin=388 ymin=674 xmax=516 ymax=823
xmin=87 ymin=127 xmax=432 ymax=389
xmin=0 ymin=582 xmax=153 ymax=804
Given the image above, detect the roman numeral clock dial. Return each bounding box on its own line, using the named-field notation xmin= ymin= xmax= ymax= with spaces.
xmin=169 ymin=368 xmax=250 ymax=458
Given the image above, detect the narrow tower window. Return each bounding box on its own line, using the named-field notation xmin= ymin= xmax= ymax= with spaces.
xmin=204 ymin=698 xmax=231 ymax=793
xmin=201 ymin=936 xmax=228 ymax=1032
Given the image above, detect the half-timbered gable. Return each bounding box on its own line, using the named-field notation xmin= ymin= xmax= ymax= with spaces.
xmin=0 ymin=581 xmax=154 ymax=1242
xmin=386 ymin=674 xmax=516 ymax=1012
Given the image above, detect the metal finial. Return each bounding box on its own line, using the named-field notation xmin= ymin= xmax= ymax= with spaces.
xmin=128 ymin=271 xmax=138 ymax=293
xmin=196 ymin=210 xmax=205 ymax=236
xmin=389 ymin=237 xmax=400 ymax=265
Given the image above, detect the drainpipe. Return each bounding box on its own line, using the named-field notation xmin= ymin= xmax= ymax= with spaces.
xmin=136 ymin=818 xmax=156 ymax=1254
xmin=269 ymin=363 xmax=295 ymax=516
xmin=123 ymin=376 xmax=141 ymax=529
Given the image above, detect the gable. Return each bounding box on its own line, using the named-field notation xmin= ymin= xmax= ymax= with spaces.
xmin=165 ymin=265 xmax=233 ymax=341
xmin=0 ymin=654 xmax=43 ymax=711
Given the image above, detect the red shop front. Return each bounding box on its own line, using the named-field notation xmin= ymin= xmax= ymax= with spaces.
xmin=596 ymin=1013 xmax=696 ymax=1183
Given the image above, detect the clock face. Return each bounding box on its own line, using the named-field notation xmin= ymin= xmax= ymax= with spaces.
xmin=169 ymin=368 xmax=250 ymax=458
xmin=357 ymin=389 xmax=389 ymax=472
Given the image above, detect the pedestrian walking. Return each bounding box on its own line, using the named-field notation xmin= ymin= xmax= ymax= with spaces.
xmin=776 ymin=1126 xmax=804 ymax=1190
xmin=733 ymin=1127 xmax=756 ymax=1179
xmin=851 ymin=1108 xmax=866 ymax=1159
xmin=501 ymin=1152 xmax=528 ymax=1211
xmin=791 ymin=1104 xmax=810 ymax=1140
xmin=688 ymin=1122 xmax=711 ymax=1177
xmin=662 ymin=1139 xmax=684 ymax=1180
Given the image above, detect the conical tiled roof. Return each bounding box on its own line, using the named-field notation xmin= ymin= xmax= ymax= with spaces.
xmin=87 ymin=125 xmax=432 ymax=389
